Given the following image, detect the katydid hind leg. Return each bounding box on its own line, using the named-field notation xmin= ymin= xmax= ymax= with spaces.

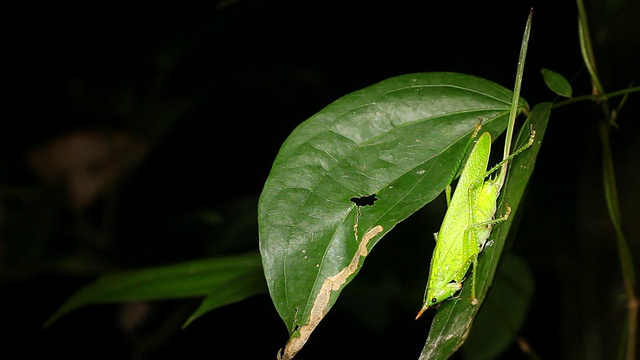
xmin=467 ymin=206 xmax=512 ymax=305
xmin=472 ymin=204 xmax=512 ymax=251
xmin=472 ymin=205 xmax=513 ymax=233
xmin=462 ymin=205 xmax=512 ymax=305
xmin=462 ymin=226 xmax=481 ymax=304
xmin=470 ymin=253 xmax=479 ymax=305
xmin=483 ymin=127 xmax=536 ymax=182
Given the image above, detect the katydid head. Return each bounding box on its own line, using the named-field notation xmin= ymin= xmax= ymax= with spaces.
xmin=429 ymin=280 xmax=463 ymax=306
xmin=416 ymin=280 xmax=463 ymax=319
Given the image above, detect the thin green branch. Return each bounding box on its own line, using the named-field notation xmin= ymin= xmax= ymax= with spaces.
xmin=551 ymin=86 xmax=640 ymax=110
xmin=576 ymin=0 xmax=603 ymax=96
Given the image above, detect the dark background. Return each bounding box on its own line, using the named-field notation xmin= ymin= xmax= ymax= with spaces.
xmin=2 ymin=1 xmax=639 ymax=359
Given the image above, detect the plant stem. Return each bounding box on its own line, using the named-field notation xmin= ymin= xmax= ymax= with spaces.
xmin=576 ymin=1 xmax=637 ymax=359
xmin=551 ymin=86 xmax=640 ymax=110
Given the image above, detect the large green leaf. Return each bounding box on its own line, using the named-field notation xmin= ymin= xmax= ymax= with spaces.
xmin=258 ymin=72 xmax=529 ymax=359
xmin=45 ymin=252 xmax=265 ymax=328
xmin=418 ymin=102 xmax=551 ymax=359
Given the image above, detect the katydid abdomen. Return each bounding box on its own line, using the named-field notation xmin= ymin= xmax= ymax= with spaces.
xmin=472 ymin=175 xmax=503 ymax=251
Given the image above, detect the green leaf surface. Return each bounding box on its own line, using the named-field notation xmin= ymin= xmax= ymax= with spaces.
xmin=462 ymin=254 xmax=535 ymax=360
xmin=258 ymin=72 xmax=528 ymax=359
xmin=541 ymin=68 xmax=573 ymax=98
xmin=418 ymin=102 xmax=551 ymax=360
xmin=45 ymin=252 xmax=264 ymax=328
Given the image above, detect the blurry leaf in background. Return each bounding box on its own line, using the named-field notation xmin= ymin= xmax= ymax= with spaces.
xmin=45 ymin=251 xmax=266 ymax=328
xmin=462 ymin=254 xmax=535 ymax=360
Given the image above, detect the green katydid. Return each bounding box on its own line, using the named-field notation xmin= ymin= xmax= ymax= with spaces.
xmin=416 ymin=9 xmax=535 ymax=319
xmin=415 ymin=123 xmax=535 ymax=319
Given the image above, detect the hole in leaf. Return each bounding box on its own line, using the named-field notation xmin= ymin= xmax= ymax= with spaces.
xmin=350 ymin=194 xmax=378 ymax=206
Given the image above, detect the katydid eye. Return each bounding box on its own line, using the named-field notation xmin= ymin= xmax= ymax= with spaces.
xmin=431 ymin=298 xmax=437 ymax=303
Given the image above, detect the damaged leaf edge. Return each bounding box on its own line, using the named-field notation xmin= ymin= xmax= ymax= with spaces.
xmin=277 ymin=225 xmax=384 ymax=360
